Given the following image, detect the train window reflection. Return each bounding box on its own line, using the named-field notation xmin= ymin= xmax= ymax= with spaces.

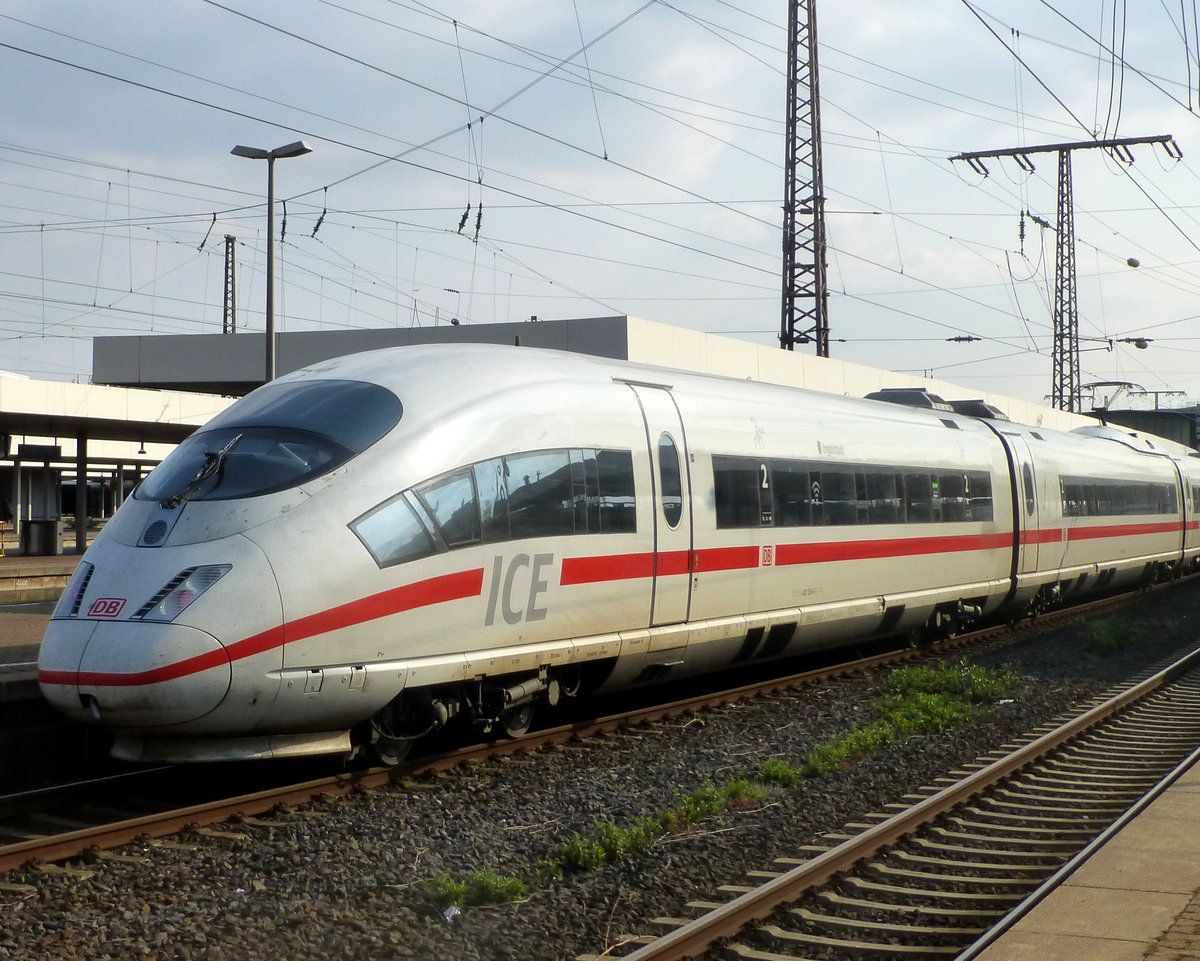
xmin=351 ymin=495 xmax=435 ymax=568
xmin=595 ymin=450 xmax=636 ymax=533
xmin=507 ymin=450 xmax=574 ymax=538
xmin=203 ymin=379 xmax=401 ymax=453
xmin=713 ymin=456 xmax=762 ymax=528
xmin=1059 ymin=476 xmax=1178 ymax=518
xmin=475 ymin=458 xmax=509 ymax=542
xmin=714 ymin=456 xmax=994 ymax=529
xmin=417 ymin=470 xmax=480 ymax=547
xmin=658 ymin=434 xmax=683 ymax=528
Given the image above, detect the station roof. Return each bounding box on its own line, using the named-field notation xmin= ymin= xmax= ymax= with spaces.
xmin=0 ymin=375 xmax=231 ymax=454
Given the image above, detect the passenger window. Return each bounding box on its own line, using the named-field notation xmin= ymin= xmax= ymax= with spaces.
xmin=866 ymin=470 xmax=904 ymax=524
xmin=819 ymin=470 xmax=858 ymax=525
xmin=506 ymin=449 xmax=574 ymax=538
xmin=596 ymin=449 xmax=636 ymax=533
xmin=658 ymin=434 xmax=683 ymax=528
xmin=474 ymin=458 xmax=510 ymax=542
xmin=713 ymin=456 xmax=761 ymax=528
xmin=571 ymin=449 xmax=601 ymax=533
xmin=771 ymin=460 xmax=814 ymax=527
xmin=351 ymin=495 xmax=435 ymax=568
xmin=417 ymin=470 xmax=480 ymax=546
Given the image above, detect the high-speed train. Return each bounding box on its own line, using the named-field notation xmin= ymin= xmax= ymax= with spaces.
xmin=36 ymin=344 xmax=1200 ymax=763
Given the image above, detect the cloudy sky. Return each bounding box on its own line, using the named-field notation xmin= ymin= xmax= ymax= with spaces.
xmin=3 ymin=1 xmax=1200 ymax=409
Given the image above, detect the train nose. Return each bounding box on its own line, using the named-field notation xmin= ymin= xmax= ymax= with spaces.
xmin=38 ymin=619 xmax=232 ymax=727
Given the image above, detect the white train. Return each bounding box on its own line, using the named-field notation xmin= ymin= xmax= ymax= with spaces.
xmin=36 ymin=344 xmax=1200 ymax=763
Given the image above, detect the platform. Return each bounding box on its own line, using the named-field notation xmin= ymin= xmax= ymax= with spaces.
xmin=0 ymin=549 xmax=80 ymax=701
xmin=976 ymin=754 xmax=1200 ymax=961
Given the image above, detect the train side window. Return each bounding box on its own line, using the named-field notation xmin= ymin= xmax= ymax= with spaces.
xmin=819 ymin=470 xmax=858 ymax=525
xmin=966 ymin=471 xmax=993 ymax=521
xmin=937 ymin=472 xmax=968 ymax=522
xmin=1022 ymin=464 xmax=1035 ymax=515
xmin=506 ymin=449 xmax=574 ymax=538
xmin=350 ymin=494 xmax=435 ymax=568
xmin=904 ymin=472 xmax=933 ymax=523
xmin=595 ymin=449 xmax=636 ymax=533
xmin=657 ymin=434 xmax=684 ymax=528
xmin=474 ymin=458 xmax=510 ymax=542
xmin=570 ymin=449 xmax=600 ymax=533
xmin=416 ymin=470 xmax=481 ymax=547
xmin=713 ymin=456 xmax=761 ymax=528
xmin=771 ymin=460 xmax=813 ymax=527
xmin=866 ymin=470 xmax=904 ymax=524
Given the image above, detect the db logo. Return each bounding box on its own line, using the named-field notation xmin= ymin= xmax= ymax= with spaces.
xmin=761 ymin=545 xmax=775 ymax=567
xmin=88 ymin=598 xmax=126 ymax=618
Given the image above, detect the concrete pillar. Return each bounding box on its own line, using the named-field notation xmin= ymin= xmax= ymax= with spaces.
xmin=75 ymin=431 xmax=87 ymax=554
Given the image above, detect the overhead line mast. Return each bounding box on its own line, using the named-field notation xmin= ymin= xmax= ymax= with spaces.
xmin=950 ymin=136 xmax=1181 ymax=414
xmin=780 ymin=0 xmax=830 ymax=356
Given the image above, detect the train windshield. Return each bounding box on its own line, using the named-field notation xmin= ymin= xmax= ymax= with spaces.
xmin=137 ymin=379 xmax=401 ymax=504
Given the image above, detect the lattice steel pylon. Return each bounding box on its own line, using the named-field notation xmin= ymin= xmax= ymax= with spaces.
xmin=780 ymin=0 xmax=829 ymax=356
xmin=950 ymin=135 xmax=1179 ymax=413
xmin=223 ymin=234 xmax=237 ymax=335
xmin=1052 ymin=150 xmax=1080 ymax=412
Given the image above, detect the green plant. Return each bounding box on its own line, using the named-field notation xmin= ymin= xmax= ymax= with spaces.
xmin=532 ymin=859 xmax=564 ymax=885
xmin=885 ymin=660 xmax=1020 ymax=703
xmin=561 ymin=833 xmax=607 ymax=870
xmin=425 ymin=868 xmax=528 ymax=909
xmin=1087 ymin=618 xmax=1136 ymax=655
xmin=757 ymin=757 xmax=804 ymax=787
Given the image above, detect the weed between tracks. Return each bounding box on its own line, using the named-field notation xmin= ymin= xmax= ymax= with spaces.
xmin=421 ymin=659 xmax=1020 ymax=911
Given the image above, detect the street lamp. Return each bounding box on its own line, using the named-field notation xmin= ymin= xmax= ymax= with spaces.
xmin=231 ymin=140 xmax=313 ymax=383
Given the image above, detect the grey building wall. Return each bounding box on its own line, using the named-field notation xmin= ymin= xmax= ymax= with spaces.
xmin=93 ymin=316 xmax=631 ymax=395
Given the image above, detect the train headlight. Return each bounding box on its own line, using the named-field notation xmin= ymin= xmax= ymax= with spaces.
xmin=135 ymin=565 xmax=232 ymax=622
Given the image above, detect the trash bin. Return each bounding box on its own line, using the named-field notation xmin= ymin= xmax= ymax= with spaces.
xmin=21 ymin=520 xmax=61 ymax=556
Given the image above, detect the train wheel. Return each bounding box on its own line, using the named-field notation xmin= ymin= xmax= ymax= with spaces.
xmin=364 ymin=693 xmax=426 ymax=766
xmin=500 ymin=702 xmax=535 ymax=738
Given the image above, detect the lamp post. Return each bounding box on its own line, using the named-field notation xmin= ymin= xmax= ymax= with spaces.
xmin=230 ymin=140 xmax=313 ymax=383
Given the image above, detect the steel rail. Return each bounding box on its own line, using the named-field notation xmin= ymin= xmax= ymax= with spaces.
xmin=618 ymin=643 xmax=1200 ymax=961
xmin=0 ymin=578 xmax=1190 ymax=874
xmin=0 ymin=640 xmax=933 ymax=873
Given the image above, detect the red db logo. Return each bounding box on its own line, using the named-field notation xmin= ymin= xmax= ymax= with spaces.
xmin=88 ymin=598 xmax=126 ymax=618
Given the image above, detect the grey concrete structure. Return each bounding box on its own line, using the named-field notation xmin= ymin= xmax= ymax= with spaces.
xmin=93 ymin=317 xmax=630 ymax=395
xmin=92 ymin=314 xmax=1098 ymax=435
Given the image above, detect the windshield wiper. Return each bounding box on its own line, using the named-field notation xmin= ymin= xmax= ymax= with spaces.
xmin=160 ymin=434 xmax=243 ymax=509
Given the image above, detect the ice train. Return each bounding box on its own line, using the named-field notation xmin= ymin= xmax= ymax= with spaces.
xmin=36 ymin=344 xmax=1200 ymax=762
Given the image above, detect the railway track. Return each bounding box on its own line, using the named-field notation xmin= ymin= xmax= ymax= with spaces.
xmin=0 ymin=577 xmax=1187 ymax=876
xmin=593 ymin=643 xmax=1200 ymax=961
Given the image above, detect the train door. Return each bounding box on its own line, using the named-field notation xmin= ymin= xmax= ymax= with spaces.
xmin=627 ymin=384 xmax=693 ymax=625
xmin=1008 ymin=434 xmax=1041 ymax=574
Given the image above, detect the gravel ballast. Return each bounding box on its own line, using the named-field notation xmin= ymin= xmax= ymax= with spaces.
xmin=3 ymin=583 xmax=1199 ymax=961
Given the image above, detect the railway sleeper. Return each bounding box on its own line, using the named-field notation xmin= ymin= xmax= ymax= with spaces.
xmin=928 ymin=825 xmax=1084 ymax=849
xmin=909 ymin=836 xmax=1071 ymax=864
xmin=863 ymin=861 xmax=1045 ymax=890
xmin=1063 ymin=742 xmax=1184 ymax=762
xmin=816 ymin=889 xmax=1008 ymax=921
xmin=948 ymin=812 xmax=1100 ymax=835
xmin=990 ymin=781 xmax=1137 ymax=801
xmin=743 ymin=923 xmax=963 ymax=956
xmin=888 ymin=850 xmax=1058 ymax=876
xmin=840 ymin=875 xmax=1023 ymax=906
xmin=1037 ymin=759 xmax=1165 ymax=782
xmin=787 ymin=906 xmax=987 ymax=942
xmin=986 ymin=788 xmax=1132 ymax=811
